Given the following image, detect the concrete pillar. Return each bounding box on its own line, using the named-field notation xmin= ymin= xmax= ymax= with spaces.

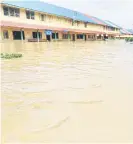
xmin=0 ymin=31 xmax=2 ymax=41
xmin=101 ymin=34 xmax=104 ymax=40
xmin=55 ymin=32 xmax=57 ymax=40
xmin=72 ymin=34 xmax=76 ymax=41
xmin=0 ymin=28 xmax=3 ymax=41
xmin=91 ymin=35 xmax=93 ymax=40
xmin=20 ymin=29 xmax=23 ymax=41
xmin=96 ymin=34 xmax=98 ymax=40
xmin=83 ymin=34 xmax=84 ymax=40
xmin=68 ymin=33 xmax=71 ymax=40
xmin=93 ymin=35 xmax=95 ymax=40
xmin=83 ymin=34 xmax=86 ymax=41
xmin=37 ymin=29 xmax=39 ymax=42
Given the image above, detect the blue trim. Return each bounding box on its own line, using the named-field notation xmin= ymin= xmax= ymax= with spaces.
xmin=45 ymin=30 xmax=52 ymax=35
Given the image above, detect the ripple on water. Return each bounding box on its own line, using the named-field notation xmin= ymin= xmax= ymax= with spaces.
xmin=1 ymin=40 xmax=133 ymax=142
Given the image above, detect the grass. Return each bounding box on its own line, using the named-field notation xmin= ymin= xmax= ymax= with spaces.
xmin=1 ymin=53 xmax=23 ymax=59
xmin=125 ymin=37 xmax=133 ymax=42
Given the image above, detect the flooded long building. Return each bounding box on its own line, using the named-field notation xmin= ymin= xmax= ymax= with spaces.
xmin=0 ymin=0 xmax=121 ymax=42
xmin=1 ymin=1 xmax=133 ymax=143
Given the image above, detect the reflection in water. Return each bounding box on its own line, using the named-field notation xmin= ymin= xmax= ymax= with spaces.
xmin=1 ymin=40 xmax=133 ymax=143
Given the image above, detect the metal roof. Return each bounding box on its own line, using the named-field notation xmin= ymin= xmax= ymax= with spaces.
xmin=104 ymin=20 xmax=120 ymax=28
xmin=120 ymin=29 xmax=132 ymax=34
xmin=105 ymin=20 xmax=122 ymax=29
xmin=120 ymin=29 xmax=126 ymax=34
xmin=92 ymin=17 xmax=107 ymax=26
xmin=83 ymin=15 xmax=121 ymax=28
xmin=83 ymin=14 xmax=106 ymax=26
xmin=1 ymin=0 xmax=97 ymax=24
xmin=127 ymin=29 xmax=133 ymax=34
xmin=85 ymin=16 xmax=119 ymax=28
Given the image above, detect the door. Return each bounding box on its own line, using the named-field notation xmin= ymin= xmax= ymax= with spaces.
xmin=13 ymin=31 xmax=25 ymax=40
xmin=72 ymin=34 xmax=75 ymax=41
xmin=32 ymin=32 xmax=42 ymax=39
xmin=84 ymin=35 xmax=87 ymax=41
xmin=46 ymin=35 xmax=51 ymax=41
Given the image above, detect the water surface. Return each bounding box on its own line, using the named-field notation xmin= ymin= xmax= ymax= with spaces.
xmin=1 ymin=40 xmax=133 ymax=143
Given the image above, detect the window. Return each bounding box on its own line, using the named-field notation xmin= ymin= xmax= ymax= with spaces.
xmin=14 ymin=8 xmax=20 ymax=17
xmin=84 ymin=22 xmax=87 ymax=28
xmin=52 ymin=33 xmax=55 ymax=39
xmin=40 ymin=14 xmax=45 ymax=21
xmin=62 ymin=34 xmax=69 ymax=39
xmin=32 ymin=32 xmax=42 ymax=39
xmin=3 ymin=6 xmax=9 ymax=16
xmin=108 ymin=27 xmax=115 ymax=31
xmin=52 ymin=33 xmax=58 ymax=39
xmin=88 ymin=35 xmax=92 ymax=38
xmin=77 ymin=34 xmax=83 ymax=39
xmin=77 ymin=21 xmax=79 ymax=26
xmin=3 ymin=30 xmax=9 ymax=39
xmin=57 ymin=17 xmax=61 ymax=22
xmin=72 ymin=20 xmax=74 ymax=26
xmin=9 ymin=7 xmax=14 ymax=16
xmin=26 ymin=10 xmax=34 ymax=19
xmin=41 ymin=14 xmax=46 ymax=21
xmin=3 ymin=6 xmax=20 ymax=17
xmin=56 ymin=33 xmax=59 ymax=39
xmin=49 ymin=15 xmax=53 ymax=22
xmin=31 ymin=11 xmax=34 ymax=19
xmin=26 ymin=11 xmax=30 ymax=19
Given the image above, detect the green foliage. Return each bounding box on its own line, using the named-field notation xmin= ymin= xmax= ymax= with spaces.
xmin=0 ymin=53 xmax=23 ymax=59
xmin=125 ymin=37 xmax=133 ymax=42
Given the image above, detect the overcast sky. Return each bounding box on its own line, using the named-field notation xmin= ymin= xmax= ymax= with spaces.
xmin=41 ymin=0 xmax=133 ymax=29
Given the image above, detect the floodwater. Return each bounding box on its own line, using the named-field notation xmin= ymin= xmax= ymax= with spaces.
xmin=1 ymin=40 xmax=133 ymax=143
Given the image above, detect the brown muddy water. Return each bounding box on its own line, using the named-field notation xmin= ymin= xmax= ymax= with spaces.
xmin=1 ymin=40 xmax=133 ymax=143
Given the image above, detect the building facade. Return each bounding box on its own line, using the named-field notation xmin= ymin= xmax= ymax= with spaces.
xmin=0 ymin=1 xmax=120 ymax=42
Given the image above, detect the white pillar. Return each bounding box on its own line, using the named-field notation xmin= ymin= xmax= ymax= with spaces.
xmin=55 ymin=32 xmax=57 ymax=40
xmin=101 ymin=34 xmax=104 ymax=40
xmin=68 ymin=33 xmax=71 ymax=40
xmin=96 ymin=34 xmax=99 ymax=40
xmin=37 ymin=29 xmax=39 ymax=42
xmin=83 ymin=34 xmax=85 ymax=40
xmin=20 ymin=29 xmax=23 ymax=41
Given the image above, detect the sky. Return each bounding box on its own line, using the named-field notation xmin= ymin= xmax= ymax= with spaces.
xmin=41 ymin=0 xmax=133 ymax=29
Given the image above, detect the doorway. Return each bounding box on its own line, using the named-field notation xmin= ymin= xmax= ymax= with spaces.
xmin=46 ymin=35 xmax=51 ymax=41
xmin=72 ymin=34 xmax=75 ymax=41
xmin=84 ymin=35 xmax=87 ymax=41
xmin=32 ymin=32 xmax=42 ymax=39
xmin=13 ymin=31 xmax=25 ymax=40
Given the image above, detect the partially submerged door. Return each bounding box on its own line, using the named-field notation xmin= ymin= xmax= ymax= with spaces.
xmin=84 ymin=35 xmax=87 ymax=41
xmin=46 ymin=35 xmax=51 ymax=41
xmin=13 ymin=31 xmax=25 ymax=40
xmin=45 ymin=30 xmax=52 ymax=41
xmin=72 ymin=34 xmax=75 ymax=41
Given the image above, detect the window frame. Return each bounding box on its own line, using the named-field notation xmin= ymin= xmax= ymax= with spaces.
xmin=84 ymin=22 xmax=88 ymax=28
xmin=3 ymin=30 xmax=9 ymax=39
xmin=40 ymin=14 xmax=46 ymax=21
xmin=52 ymin=33 xmax=59 ymax=39
xmin=3 ymin=6 xmax=20 ymax=17
xmin=62 ymin=34 xmax=69 ymax=39
xmin=77 ymin=21 xmax=80 ymax=26
xmin=77 ymin=34 xmax=83 ymax=39
xmin=72 ymin=20 xmax=74 ymax=26
xmin=9 ymin=7 xmax=15 ymax=16
xmin=3 ymin=6 xmax=9 ymax=16
xmin=26 ymin=10 xmax=35 ymax=20
xmin=32 ymin=32 xmax=42 ymax=39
